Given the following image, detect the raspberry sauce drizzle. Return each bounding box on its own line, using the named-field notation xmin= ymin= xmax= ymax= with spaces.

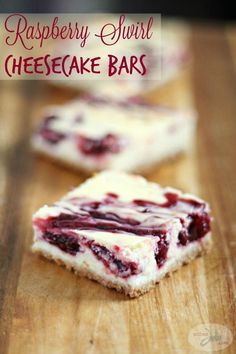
xmin=35 ymin=192 xmax=211 ymax=271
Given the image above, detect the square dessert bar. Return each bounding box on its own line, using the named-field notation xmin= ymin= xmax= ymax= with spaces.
xmin=32 ymin=96 xmax=196 ymax=173
xmin=32 ymin=171 xmax=212 ymax=297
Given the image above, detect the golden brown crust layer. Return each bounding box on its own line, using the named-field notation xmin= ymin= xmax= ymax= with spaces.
xmin=32 ymin=235 xmax=212 ymax=298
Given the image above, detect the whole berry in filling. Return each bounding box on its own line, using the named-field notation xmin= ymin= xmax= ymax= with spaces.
xmin=178 ymin=212 xmax=211 ymax=246
xmin=38 ymin=115 xmax=66 ymax=144
xmin=89 ymin=242 xmax=139 ymax=278
xmin=155 ymin=237 xmax=169 ymax=267
xmin=77 ymin=134 xmax=122 ymax=156
xmin=43 ymin=231 xmax=81 ymax=255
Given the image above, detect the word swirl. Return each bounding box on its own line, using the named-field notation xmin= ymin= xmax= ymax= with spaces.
xmin=95 ymin=15 xmax=153 ymax=46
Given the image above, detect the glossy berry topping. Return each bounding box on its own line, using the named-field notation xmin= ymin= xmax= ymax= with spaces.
xmin=35 ymin=191 xmax=211 ymax=271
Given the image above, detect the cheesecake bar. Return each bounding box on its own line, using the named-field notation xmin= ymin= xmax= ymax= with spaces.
xmin=32 ymin=171 xmax=212 ymax=297
xmin=52 ymin=24 xmax=190 ymax=98
xmin=32 ymin=95 xmax=196 ymax=173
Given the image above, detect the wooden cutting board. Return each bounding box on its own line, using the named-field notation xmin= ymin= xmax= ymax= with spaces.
xmin=0 ymin=23 xmax=236 ymax=354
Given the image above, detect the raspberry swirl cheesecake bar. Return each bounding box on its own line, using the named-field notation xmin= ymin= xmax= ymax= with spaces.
xmin=32 ymin=171 xmax=212 ymax=297
xmin=32 ymin=96 xmax=196 ymax=173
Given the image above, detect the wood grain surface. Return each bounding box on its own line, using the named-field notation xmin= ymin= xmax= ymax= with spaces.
xmin=0 ymin=23 xmax=236 ymax=354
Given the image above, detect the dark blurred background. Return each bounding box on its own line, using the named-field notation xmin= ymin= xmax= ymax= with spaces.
xmin=0 ymin=0 xmax=235 ymax=21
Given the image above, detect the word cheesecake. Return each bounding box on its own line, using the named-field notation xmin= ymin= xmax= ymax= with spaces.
xmin=32 ymin=171 xmax=212 ymax=297
xmin=5 ymin=53 xmax=147 ymax=78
